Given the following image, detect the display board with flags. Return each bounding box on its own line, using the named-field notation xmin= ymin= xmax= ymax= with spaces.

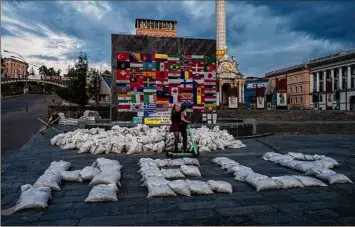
xmin=115 ymin=51 xmax=216 ymax=115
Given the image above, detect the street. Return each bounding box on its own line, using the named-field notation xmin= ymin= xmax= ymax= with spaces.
xmin=1 ymin=94 xmax=61 ymax=153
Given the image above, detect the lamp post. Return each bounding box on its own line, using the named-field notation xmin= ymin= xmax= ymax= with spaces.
xmin=5 ymin=50 xmax=29 ymax=112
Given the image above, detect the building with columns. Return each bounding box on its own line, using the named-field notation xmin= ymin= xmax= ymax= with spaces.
xmin=215 ymin=0 xmax=244 ymax=108
xmin=308 ymin=50 xmax=355 ymax=110
xmin=135 ymin=19 xmax=177 ymax=38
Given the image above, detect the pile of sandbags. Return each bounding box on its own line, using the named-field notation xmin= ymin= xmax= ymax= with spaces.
xmin=138 ymin=158 xmax=233 ymax=197
xmin=212 ymin=157 xmax=328 ymax=191
xmin=50 ymin=125 xmax=246 ymax=155
xmin=262 ymin=152 xmax=353 ymax=184
xmin=58 ymin=110 xmax=101 ymax=125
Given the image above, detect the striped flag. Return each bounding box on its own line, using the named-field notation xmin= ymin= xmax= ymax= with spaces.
xmin=168 ymin=53 xmax=180 ymax=61
xmin=169 ymin=95 xmax=179 ymax=104
xmin=143 ymin=71 xmax=156 ymax=77
xmin=130 ymin=62 xmax=143 ymax=69
xmin=143 ymin=62 xmax=156 ymax=71
xmin=181 ymin=54 xmax=204 ymax=62
xmin=155 ymin=53 xmax=168 ymax=60
xmin=130 ymin=52 xmax=142 ymax=63
xmin=143 ymin=86 xmax=157 ymax=93
xmin=117 ymin=103 xmax=131 ymax=111
xmin=156 ymin=61 xmax=167 ymax=71
xmin=144 ymin=94 xmax=156 ymax=103
xmin=180 ymin=79 xmax=193 ymax=88
xmin=193 ymin=104 xmax=204 ymax=111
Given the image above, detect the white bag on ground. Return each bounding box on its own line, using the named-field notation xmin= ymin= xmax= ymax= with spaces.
xmin=186 ymin=180 xmax=214 ymax=195
xmin=234 ymin=169 xmax=255 ymax=182
xmin=244 ymin=172 xmax=269 ymax=184
xmin=271 ymin=176 xmax=304 ymax=189
xmin=80 ymin=166 xmax=101 ymax=181
xmin=168 ymin=180 xmax=191 ymax=196
xmin=287 ymin=152 xmax=305 ymax=160
xmin=140 ymin=170 xmax=164 ymax=181
xmin=249 ymin=178 xmax=283 ymax=191
xmin=34 ymin=171 xmax=62 ymax=191
xmin=161 ymin=168 xmax=185 ymax=179
xmin=316 ymin=172 xmax=353 ymax=184
xmin=180 ymin=165 xmax=201 ymax=177
xmin=293 ymin=175 xmax=328 ymax=187
xmin=1 ymin=184 xmax=51 ymax=216
xmin=85 ymin=184 xmax=118 ymax=202
xmin=138 ymin=166 xmax=160 ymax=173
xmin=207 ymin=180 xmax=233 ymax=194
xmin=169 ymin=158 xmax=185 ymax=166
xmin=143 ymin=176 xmax=170 ymax=187
xmin=183 ymin=158 xmax=200 ymax=166
xmin=305 ymin=167 xmax=336 ymax=176
xmin=221 ymin=162 xmax=239 ymax=170
xmin=79 ymin=141 xmax=94 ymax=153
xmin=61 ymin=170 xmax=82 ymax=182
xmin=127 ymin=141 xmax=143 ymax=154
xmin=147 ymin=184 xmax=177 ymax=198
xmin=89 ymin=170 xmax=121 ymax=186
xmin=261 ymin=152 xmax=281 ymax=160
xmin=211 ymin=157 xmax=231 ymax=165
xmin=226 ymin=165 xmax=252 ymax=174
xmin=110 ymin=143 xmax=125 ymax=154
xmin=156 ymin=159 xmax=171 ymax=167
xmin=47 ymin=160 xmax=71 ymax=174
xmin=292 ymin=162 xmax=317 ymax=173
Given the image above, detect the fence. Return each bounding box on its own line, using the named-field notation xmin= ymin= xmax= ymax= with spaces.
xmin=48 ymin=105 xmax=110 ymax=119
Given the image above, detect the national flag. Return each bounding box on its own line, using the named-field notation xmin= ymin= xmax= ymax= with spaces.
xmin=144 ymin=103 xmax=156 ymax=111
xmin=130 ymin=62 xmax=143 ymax=69
xmin=204 ymin=56 xmax=216 ymax=65
xmin=179 ymin=92 xmax=193 ymax=101
xmin=116 ymin=80 xmax=130 ymax=84
xmin=142 ymin=53 xmax=155 ymax=62
xmin=168 ymin=62 xmax=180 ymax=71
xmin=204 ymin=103 xmax=216 ymax=111
xmin=131 ymin=103 xmax=143 ymax=111
xmin=181 ymin=71 xmax=192 ymax=80
xmin=116 ymin=52 xmax=130 ymax=61
xmin=130 ymin=76 xmax=143 ymax=88
xmin=144 ymin=94 xmax=156 ymax=103
xmin=204 ymin=72 xmax=216 ymax=79
xmin=180 ymin=79 xmax=193 ymax=88
xmin=156 ymin=85 xmax=169 ymax=98
xmin=156 ymin=61 xmax=167 ymax=71
xmin=156 ymin=97 xmax=169 ymax=104
xmin=168 ymin=72 xmax=180 ymax=79
xmin=143 ymin=62 xmax=156 ymax=71
xmin=117 ymin=94 xmax=131 ymax=101
xmin=192 ymin=72 xmax=204 ymax=79
xmin=193 ymin=104 xmax=204 ymax=111
xmin=130 ymin=69 xmax=143 ymax=77
xmin=180 ymin=101 xmax=194 ymax=108
xmin=117 ymin=61 xmax=130 ymax=70
xmin=205 ymin=64 xmax=216 ymax=72
xmin=169 ymin=85 xmax=179 ymax=96
xmin=143 ymin=87 xmax=157 ymax=93
xmin=155 ymin=53 xmax=168 ymax=60
xmin=130 ymin=52 xmax=142 ymax=63
xmin=116 ymin=87 xmax=131 ymax=93
xmin=143 ymin=77 xmax=156 ymax=86
xmin=188 ymin=61 xmax=204 ymax=72
xmin=117 ymin=103 xmax=131 ymax=111
xmin=180 ymin=63 xmax=191 ymax=71
xmin=204 ymin=79 xmax=217 ymax=87
xmin=194 ymin=87 xmax=203 ymax=104
xmin=181 ymin=54 xmax=204 ymax=62
xmin=156 ymin=71 xmax=168 ymax=81
xmin=204 ymin=87 xmax=217 ymax=94
xmin=116 ymin=70 xmax=130 ymax=80
xmin=168 ymin=53 xmax=180 ymax=61
xmin=205 ymin=96 xmax=217 ymax=103
xmin=193 ymin=79 xmax=204 ymax=86
xmin=143 ymin=71 xmax=156 ymax=77
xmin=169 ymin=95 xmax=179 ymax=104
xmin=131 ymin=94 xmax=144 ymax=103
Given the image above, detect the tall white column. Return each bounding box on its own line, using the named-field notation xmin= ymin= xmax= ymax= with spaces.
xmin=331 ymin=69 xmax=335 ymax=91
xmin=316 ymin=72 xmax=320 ymax=92
xmin=348 ymin=66 xmax=351 ymax=89
xmin=216 ymin=0 xmax=227 ymax=52
xmin=323 ymin=71 xmax=326 ymax=92
xmin=242 ymin=84 xmax=245 ymax=103
xmin=238 ymin=84 xmax=242 ymax=103
xmin=310 ymin=73 xmax=314 ymax=93
xmin=339 ymin=67 xmax=343 ymax=89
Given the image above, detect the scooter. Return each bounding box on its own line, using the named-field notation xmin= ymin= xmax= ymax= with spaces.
xmin=166 ymin=125 xmax=200 ymax=158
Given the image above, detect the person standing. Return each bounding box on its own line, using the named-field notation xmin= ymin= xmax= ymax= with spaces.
xmin=169 ymin=104 xmax=181 ymax=152
xmin=179 ymin=107 xmax=190 ymax=153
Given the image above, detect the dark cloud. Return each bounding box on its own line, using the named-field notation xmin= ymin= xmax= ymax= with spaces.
xmin=28 ymin=54 xmax=60 ymax=61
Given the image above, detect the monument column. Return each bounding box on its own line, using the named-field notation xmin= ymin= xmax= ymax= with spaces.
xmin=216 ymin=0 xmax=227 ymax=60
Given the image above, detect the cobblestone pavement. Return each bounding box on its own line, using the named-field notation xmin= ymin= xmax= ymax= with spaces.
xmin=2 ymin=127 xmax=355 ymax=226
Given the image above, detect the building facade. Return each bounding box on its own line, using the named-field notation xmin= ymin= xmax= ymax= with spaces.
xmin=244 ymin=79 xmax=269 ymax=108
xmin=135 ymin=19 xmax=177 ymax=37
xmin=308 ymin=50 xmax=355 ymax=110
xmin=265 ymin=64 xmax=311 ymax=109
xmin=2 ymin=57 xmax=28 ymax=79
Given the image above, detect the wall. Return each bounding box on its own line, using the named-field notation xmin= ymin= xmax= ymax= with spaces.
xmin=244 ymin=79 xmax=268 ymax=106
xmin=3 ymin=58 xmax=27 ymax=78
xmin=287 ymin=68 xmax=310 ymax=109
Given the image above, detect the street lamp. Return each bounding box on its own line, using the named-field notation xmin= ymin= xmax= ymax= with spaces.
xmin=5 ymin=50 xmax=29 ymax=112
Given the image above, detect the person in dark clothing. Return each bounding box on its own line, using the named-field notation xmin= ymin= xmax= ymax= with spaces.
xmin=170 ymin=104 xmax=182 ymax=152
xmin=40 ymin=111 xmax=60 ymax=134
xmin=179 ymin=107 xmax=190 ymax=152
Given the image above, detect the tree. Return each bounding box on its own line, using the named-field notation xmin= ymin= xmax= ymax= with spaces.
xmin=87 ymin=68 xmax=101 ymax=104
xmin=57 ymin=52 xmax=89 ymax=106
xmin=48 ymin=67 xmax=56 ymax=77
xmin=38 ymin=65 xmax=48 ymax=76
xmin=56 ymin=69 xmax=61 ymax=77
xmin=30 ymin=66 xmax=35 ymax=76
xmin=103 ymin=70 xmax=111 ymax=75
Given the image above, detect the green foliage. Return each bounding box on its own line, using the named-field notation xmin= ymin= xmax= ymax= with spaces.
xmin=103 ymin=69 xmax=111 ymax=75
xmin=87 ymin=68 xmax=101 ymax=104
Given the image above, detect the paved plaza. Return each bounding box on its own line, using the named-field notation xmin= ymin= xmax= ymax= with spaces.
xmin=1 ymin=126 xmax=355 ymax=226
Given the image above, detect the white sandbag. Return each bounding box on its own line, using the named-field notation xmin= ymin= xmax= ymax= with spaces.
xmin=279 ymin=159 xmax=303 ymax=168
xmin=234 ymin=169 xmax=255 ymax=182
xmin=186 ymin=180 xmax=214 ymax=195
xmin=268 ymin=155 xmax=285 ymax=163
xmin=89 ymin=170 xmax=121 ymax=186
xmin=142 ymin=176 xmax=170 ymax=187
xmin=140 ymin=170 xmax=164 ymax=181
xmin=168 ymin=180 xmax=191 ymax=196
xmin=156 ymin=159 xmax=171 ymax=167
xmin=79 ymin=141 xmax=94 ymax=153
xmin=47 ymin=160 xmax=71 ymax=173
xmin=80 ymin=166 xmax=101 ymax=181
xmin=249 ymin=178 xmax=283 ymax=191
xmin=85 ymin=184 xmax=118 ymax=203
xmin=212 ymin=157 xmax=231 ymax=165
xmin=275 ymin=156 xmax=294 ymax=165
xmin=96 ymin=158 xmax=121 ymax=167
xmin=304 ymin=154 xmax=315 ymax=161
xmin=62 ymin=142 xmax=76 ymax=150
xmin=261 ymin=152 xmax=281 ymax=160
xmin=93 ymin=145 xmax=107 ymax=155
xmin=316 ymin=173 xmax=353 ymax=184
xmin=221 ymin=162 xmax=239 ymax=170
xmin=244 ymin=172 xmax=269 ymax=184
xmin=180 ymin=165 xmax=201 ymax=177
xmin=50 ymin=134 xmax=64 ymax=146
xmin=147 ymin=184 xmax=177 ymax=198
xmin=61 ymin=170 xmax=82 ymax=182
xmin=34 ymin=171 xmax=62 ymax=191
xmin=199 ymin=146 xmax=211 ymax=152
xmin=138 ymin=165 xmax=160 ymax=174
xmin=90 ymin=145 xmax=98 ymax=154
xmin=161 ymin=168 xmax=185 ymax=179
xmin=207 ymin=180 xmax=233 ymax=194
xmin=314 ymin=160 xmax=336 ymax=169
xmin=292 ymin=162 xmax=317 ymax=173
xmin=293 ymin=175 xmax=328 ymax=187
xmin=287 ymin=152 xmax=305 ymax=160
xmin=153 ymin=141 xmax=165 ymax=153
xmin=183 ymin=157 xmax=200 ymax=166
xmin=169 ymin=158 xmax=185 ymax=166
xmin=226 ymin=165 xmax=252 ymax=174
xmin=138 ymin=158 xmax=155 ymax=165
xmin=143 ymin=144 xmax=154 ymax=153
xmin=320 ymin=156 xmax=339 ymax=166
xmin=110 ymin=143 xmax=125 ymax=154
xmin=98 ymin=164 xmax=122 ymax=174
xmin=1 ymin=184 xmax=52 ymax=216
xmin=127 ymin=141 xmax=143 ymax=154
xmin=271 ymin=176 xmax=304 ymax=189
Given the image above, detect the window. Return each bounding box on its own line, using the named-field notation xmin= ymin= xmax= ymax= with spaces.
xmin=300 ymin=86 xmax=303 ymax=92
xmin=319 ymin=95 xmax=323 ymax=102
xmin=296 ymin=87 xmax=298 ymax=92
xmin=300 ymin=97 xmax=303 ymax=103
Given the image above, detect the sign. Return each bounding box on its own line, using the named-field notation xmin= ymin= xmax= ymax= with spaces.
xmin=144 ymin=111 xmax=171 ymax=125
xmin=276 ymin=92 xmax=287 ymax=107
xmin=246 ymin=82 xmax=268 ymax=89
xmin=327 ymin=93 xmax=333 ymax=108
xmin=133 ymin=117 xmax=143 ymax=124
xmin=228 ymin=96 xmax=238 ymax=108
xmin=256 ymin=97 xmax=265 ymax=109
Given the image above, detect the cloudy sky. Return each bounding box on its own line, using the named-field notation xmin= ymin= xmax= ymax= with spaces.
xmin=1 ymin=0 xmax=355 ymax=76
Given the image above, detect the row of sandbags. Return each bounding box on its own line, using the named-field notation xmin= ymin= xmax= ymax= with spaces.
xmin=212 ymin=157 xmax=329 ymax=191
xmin=138 ymin=158 xmax=233 ymax=197
xmin=50 ymin=125 xmax=246 ymax=155
xmin=1 ymin=158 xmax=123 ymax=216
xmin=262 ymin=152 xmax=353 ymax=184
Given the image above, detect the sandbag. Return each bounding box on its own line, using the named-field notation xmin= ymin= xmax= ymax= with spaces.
xmin=186 ymin=180 xmax=214 ymax=195
xmin=305 ymin=167 xmax=336 ymax=176
xmin=90 ymin=170 xmax=121 ymax=186
xmin=142 ymin=176 xmax=170 ymax=187
xmin=80 ymin=166 xmax=101 ymax=181
xmin=147 ymin=184 xmax=177 ymax=198
xmin=169 ymin=158 xmax=185 ymax=166
xmin=156 ymin=159 xmax=171 ymax=168
xmin=85 ymin=184 xmax=118 ymax=203
xmin=140 ymin=170 xmax=164 ymax=181
xmin=199 ymin=146 xmax=211 ymax=152
xmin=127 ymin=142 xmax=143 ymax=154
xmin=249 ymin=178 xmax=283 ymax=191
xmin=34 ymin=170 xmax=62 ymax=191
xmin=62 ymin=143 xmax=76 ymax=150
xmin=168 ymin=180 xmax=191 ymax=196
xmin=320 ymin=156 xmax=339 ymax=166
xmin=161 ymin=168 xmax=185 ymax=179
xmin=304 ymin=154 xmax=315 ymax=161
xmin=93 ymin=145 xmax=107 ymax=155
xmin=221 ymin=162 xmax=239 ymax=170
xmin=138 ymin=165 xmax=160 ymax=174
xmin=47 ymin=160 xmax=71 ymax=173
xmin=212 ymin=157 xmax=231 ymax=165
xmin=61 ymin=170 xmax=82 ymax=182
xmin=234 ymin=169 xmax=255 ymax=182
xmin=261 ymin=152 xmax=281 ymax=160
xmin=226 ymin=165 xmax=252 ymax=174
xmin=292 ymin=162 xmax=317 ymax=173
xmin=180 ymin=165 xmax=201 ymax=177
xmin=271 ymin=176 xmax=303 ymax=189
xmin=316 ymin=173 xmax=353 ymax=184
xmin=314 ymin=160 xmax=336 ymax=169
xmin=1 ymin=184 xmax=51 ymax=216
xmin=79 ymin=141 xmax=94 ymax=153
xmin=183 ymin=158 xmax=200 ymax=166
xmin=293 ymin=175 xmax=327 ymax=187
xmin=287 ymin=152 xmax=305 ymax=160
xmin=244 ymin=172 xmax=269 ymax=184
xmin=110 ymin=143 xmax=125 ymax=154
xmin=268 ymin=155 xmax=285 ymax=163
xmin=207 ymin=180 xmax=233 ymax=193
